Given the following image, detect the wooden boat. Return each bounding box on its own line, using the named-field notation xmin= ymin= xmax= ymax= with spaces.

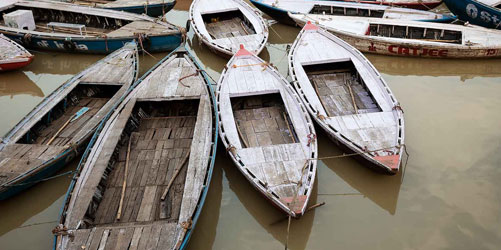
xmin=57 ymin=0 xmax=177 ymax=16
xmin=338 ymin=0 xmax=443 ymax=10
xmin=289 ymin=15 xmax=501 ymax=58
xmin=0 ymin=42 xmax=138 ymax=200
xmin=250 ymin=0 xmax=454 ymax=25
xmin=288 ymin=22 xmax=404 ymax=174
xmin=216 ymin=45 xmax=317 ymax=217
xmin=0 ymin=0 xmax=183 ymax=54
xmin=444 ymin=0 xmax=501 ymax=29
xmin=0 ymin=34 xmax=33 ymax=71
xmin=55 ymin=46 xmax=217 ymax=250
xmin=189 ymin=0 xmax=269 ymax=57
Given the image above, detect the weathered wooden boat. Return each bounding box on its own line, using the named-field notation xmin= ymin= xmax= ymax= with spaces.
xmin=57 ymin=0 xmax=177 ymax=17
xmin=288 ymin=22 xmax=404 ymax=174
xmin=444 ymin=0 xmax=501 ymax=29
xmin=289 ymin=15 xmax=501 ymax=58
xmin=0 ymin=42 xmax=138 ymax=200
xmin=0 ymin=0 xmax=183 ymax=54
xmin=338 ymin=0 xmax=443 ymax=10
xmin=217 ymin=45 xmax=317 ymax=217
xmin=55 ymin=46 xmax=218 ymax=250
xmin=0 ymin=34 xmax=33 ymax=71
xmin=189 ymin=0 xmax=269 ymax=57
xmin=250 ymin=0 xmax=454 ymax=25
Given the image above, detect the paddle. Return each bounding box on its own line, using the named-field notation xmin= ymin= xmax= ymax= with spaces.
xmin=46 ymin=107 xmax=90 ymax=145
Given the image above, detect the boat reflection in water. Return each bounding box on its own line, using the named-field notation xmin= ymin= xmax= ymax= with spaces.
xmin=220 ymin=143 xmax=316 ymax=250
xmin=0 ymin=71 xmax=43 ymax=98
xmin=317 ymin=130 xmax=402 ymax=215
xmin=366 ymin=54 xmax=501 ymax=81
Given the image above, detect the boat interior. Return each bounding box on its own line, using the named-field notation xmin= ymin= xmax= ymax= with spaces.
xmin=230 ymin=93 xmax=298 ymax=148
xmin=302 ymin=59 xmax=381 ymax=116
xmin=16 ymin=84 xmax=121 ymax=146
xmin=202 ymin=9 xmax=256 ymax=39
xmin=83 ymin=99 xmax=200 ymax=227
xmin=309 ymin=4 xmax=385 ymax=18
xmin=368 ymin=23 xmax=463 ymax=44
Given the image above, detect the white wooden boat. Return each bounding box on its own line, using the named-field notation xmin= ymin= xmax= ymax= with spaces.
xmin=288 ymin=22 xmax=404 ymax=174
xmin=55 ymin=47 xmax=217 ymax=250
xmin=339 ymin=0 xmax=443 ymax=10
xmin=216 ymin=45 xmax=317 ymax=217
xmin=0 ymin=0 xmax=183 ymax=54
xmin=57 ymin=0 xmax=177 ymax=16
xmin=250 ymin=0 xmax=454 ymax=25
xmin=0 ymin=42 xmax=138 ymax=200
xmin=289 ymin=15 xmax=501 ymax=58
xmin=189 ymin=0 xmax=269 ymax=57
xmin=0 ymin=34 xmax=33 ymax=71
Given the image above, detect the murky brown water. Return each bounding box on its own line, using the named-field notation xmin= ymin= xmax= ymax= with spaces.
xmin=1 ymin=1 xmax=501 ymax=249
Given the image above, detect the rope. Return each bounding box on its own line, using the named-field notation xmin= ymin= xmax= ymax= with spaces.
xmin=178 ymin=69 xmax=203 ymax=87
xmin=311 ymin=145 xmax=403 ymax=161
xmin=285 ymin=215 xmax=291 ymax=250
xmin=0 ymin=170 xmax=75 ymax=187
xmin=401 ymin=144 xmax=410 ymax=184
xmin=17 ymin=220 xmax=58 ymax=229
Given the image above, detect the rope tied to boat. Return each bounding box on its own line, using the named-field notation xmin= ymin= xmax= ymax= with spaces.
xmin=232 ymin=62 xmax=269 ymax=70
xmin=173 ymin=219 xmax=193 ymax=250
xmin=136 ymin=33 xmax=157 ymax=59
xmin=307 ymin=133 xmax=316 ymax=147
xmin=226 ymin=144 xmax=237 ymax=156
xmin=100 ymin=34 xmax=109 ymax=52
xmin=178 ymin=69 xmax=203 ymax=87
xmin=393 ymin=104 xmax=404 ymax=113
xmin=52 ymin=224 xmax=73 ymax=237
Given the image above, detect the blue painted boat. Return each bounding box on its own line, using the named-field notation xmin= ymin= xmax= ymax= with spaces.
xmin=0 ymin=1 xmax=183 ymax=54
xmin=0 ymin=42 xmax=139 ymax=200
xmin=443 ymin=0 xmax=501 ymax=29
xmin=61 ymin=0 xmax=177 ymax=17
xmin=54 ymin=46 xmax=218 ymax=250
xmin=251 ymin=0 xmax=455 ymax=26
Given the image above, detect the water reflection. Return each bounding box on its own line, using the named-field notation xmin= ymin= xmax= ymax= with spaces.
xmin=0 ymin=71 xmax=43 ymax=98
xmin=29 ymin=52 xmax=102 ymax=75
xmin=0 ymin=161 xmax=76 ymax=237
xmin=366 ymin=54 xmax=501 ymax=81
xmin=317 ymin=129 xmax=402 ymax=215
xmin=186 ymin=149 xmax=223 ymax=250
xmin=220 ymin=145 xmax=316 ymax=250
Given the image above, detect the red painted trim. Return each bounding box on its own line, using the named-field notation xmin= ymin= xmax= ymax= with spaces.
xmin=234 ymin=44 xmax=253 ymax=57
xmin=304 ymin=21 xmax=318 ymax=31
xmin=374 ymin=154 xmax=400 ymax=171
xmin=0 ymin=56 xmax=33 ymax=71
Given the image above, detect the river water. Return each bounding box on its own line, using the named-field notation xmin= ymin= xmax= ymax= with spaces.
xmin=1 ymin=1 xmax=500 ymax=249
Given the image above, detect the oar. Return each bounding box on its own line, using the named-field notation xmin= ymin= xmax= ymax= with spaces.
xmin=161 ymin=149 xmax=191 ymax=201
xmin=46 ymin=107 xmax=90 ymax=145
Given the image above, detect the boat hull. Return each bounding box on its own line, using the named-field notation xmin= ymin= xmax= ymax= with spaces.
xmin=351 ymin=0 xmax=442 ymax=10
xmin=0 ymin=57 xmax=33 ymax=71
xmin=250 ymin=0 xmax=297 ymax=25
xmin=292 ymin=19 xmax=501 ymax=58
xmin=0 ymin=144 xmax=84 ymax=200
xmin=1 ymin=33 xmax=182 ymax=54
xmin=443 ymin=0 xmax=501 ymax=29
xmin=104 ymin=1 xmax=176 ymax=17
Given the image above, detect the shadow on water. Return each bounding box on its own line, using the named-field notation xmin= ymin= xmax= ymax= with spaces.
xmin=0 ymin=71 xmax=44 ymax=98
xmin=0 ymin=159 xmax=77 ymax=237
xmin=186 ymin=146 xmax=224 ymax=250
xmin=27 ymin=52 xmax=102 ymax=75
xmin=219 ymin=143 xmax=317 ymax=250
xmin=316 ymin=128 xmax=402 ymax=215
xmin=365 ymin=54 xmax=501 ymax=81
